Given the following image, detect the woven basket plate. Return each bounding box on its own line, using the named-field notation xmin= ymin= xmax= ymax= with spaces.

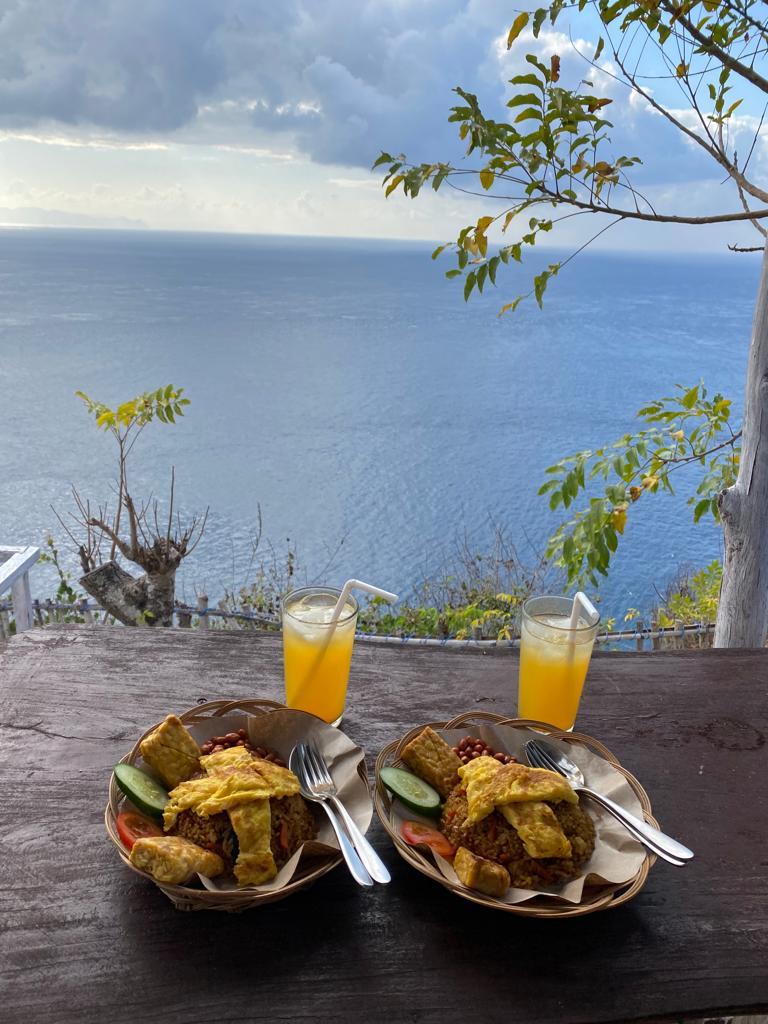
xmin=375 ymin=711 xmax=656 ymax=919
xmin=105 ymin=698 xmax=371 ymax=912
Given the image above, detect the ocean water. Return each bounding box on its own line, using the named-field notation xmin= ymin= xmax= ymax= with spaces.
xmin=0 ymin=228 xmax=758 ymax=619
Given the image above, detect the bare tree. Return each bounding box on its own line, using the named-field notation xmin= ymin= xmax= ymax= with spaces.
xmin=377 ymin=0 xmax=768 ymax=646
xmin=55 ymin=387 xmax=206 ymax=626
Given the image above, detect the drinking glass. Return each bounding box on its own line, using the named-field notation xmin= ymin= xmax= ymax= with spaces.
xmin=282 ymin=586 xmax=359 ymax=726
xmin=518 ymin=595 xmax=600 ymax=731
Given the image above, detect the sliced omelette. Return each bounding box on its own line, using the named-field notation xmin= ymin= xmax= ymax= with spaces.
xmin=459 ymin=756 xmax=577 ymax=859
xmin=163 ymin=745 xmax=305 ymax=886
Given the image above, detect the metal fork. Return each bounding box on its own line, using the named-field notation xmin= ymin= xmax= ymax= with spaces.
xmin=525 ymin=738 xmax=694 ymax=866
xmin=289 ymin=745 xmax=373 ymax=887
xmin=298 ymin=742 xmax=391 ymax=884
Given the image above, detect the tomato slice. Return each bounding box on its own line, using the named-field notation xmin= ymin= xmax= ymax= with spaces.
xmin=401 ymin=820 xmax=455 ymax=858
xmin=116 ymin=811 xmax=164 ymax=850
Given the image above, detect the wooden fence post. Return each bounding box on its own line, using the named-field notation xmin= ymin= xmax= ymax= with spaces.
xmin=635 ymin=618 xmax=644 ymax=652
xmin=197 ymin=595 xmax=209 ymax=631
xmin=651 ymin=619 xmax=660 ymax=652
xmin=674 ymin=619 xmax=684 ymax=650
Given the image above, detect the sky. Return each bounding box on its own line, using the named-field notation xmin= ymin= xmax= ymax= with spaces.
xmin=0 ymin=0 xmax=766 ymax=251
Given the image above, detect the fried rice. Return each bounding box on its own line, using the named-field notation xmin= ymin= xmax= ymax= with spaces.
xmin=170 ymin=793 xmax=316 ymax=872
xmin=440 ymin=784 xmax=596 ymax=889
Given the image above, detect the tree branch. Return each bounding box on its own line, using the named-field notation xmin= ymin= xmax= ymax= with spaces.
xmin=661 ymin=0 xmax=768 ymax=94
xmin=575 ymin=32 xmax=768 ymax=206
xmin=538 ymin=187 xmax=768 ymax=224
xmin=86 ymin=517 xmax=135 ymax=562
xmin=123 ymin=492 xmax=140 ymax=560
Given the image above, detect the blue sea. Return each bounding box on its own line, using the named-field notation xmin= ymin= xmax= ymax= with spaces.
xmin=0 ymin=228 xmax=758 ymax=619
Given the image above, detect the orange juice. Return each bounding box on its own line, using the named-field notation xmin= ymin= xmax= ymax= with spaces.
xmin=518 ymin=598 xmax=599 ymax=730
xmin=282 ymin=589 xmax=358 ymax=725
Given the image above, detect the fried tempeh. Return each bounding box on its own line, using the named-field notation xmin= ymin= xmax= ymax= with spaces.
xmin=453 ymin=846 xmax=510 ymax=898
xmin=400 ymin=726 xmax=462 ymax=798
xmin=130 ymin=836 xmax=225 ymax=885
xmin=139 ymin=714 xmax=201 ymax=788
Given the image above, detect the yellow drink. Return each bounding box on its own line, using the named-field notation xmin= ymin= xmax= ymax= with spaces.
xmin=518 ymin=599 xmax=599 ymax=730
xmin=282 ymin=588 xmax=358 ymax=725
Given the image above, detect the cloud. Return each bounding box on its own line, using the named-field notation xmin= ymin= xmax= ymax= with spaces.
xmin=0 ymin=0 xmax=763 ymax=206
xmin=0 ymin=0 xmax=515 ymax=168
xmin=0 ymin=0 xmax=229 ymax=131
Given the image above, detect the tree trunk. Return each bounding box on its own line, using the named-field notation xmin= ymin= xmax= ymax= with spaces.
xmin=80 ymin=560 xmax=176 ymax=627
xmin=715 ymin=245 xmax=768 ymax=647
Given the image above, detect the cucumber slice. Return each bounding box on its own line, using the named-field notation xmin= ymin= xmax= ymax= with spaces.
xmin=113 ymin=763 xmax=169 ymax=819
xmin=380 ymin=766 xmax=441 ymax=817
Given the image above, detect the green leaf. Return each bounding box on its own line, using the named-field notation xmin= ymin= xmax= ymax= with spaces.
xmin=532 ymin=7 xmax=547 ymax=36
xmin=507 ymin=93 xmax=543 ymax=109
xmin=432 ymin=244 xmax=447 ymax=260
xmin=509 ymin=74 xmax=543 ymax=89
xmin=682 ymin=385 xmax=699 ymax=409
xmin=479 ymin=168 xmax=494 ymax=190
xmin=514 ymin=107 xmax=543 ymax=124
xmin=372 ymin=152 xmax=394 ymax=169
xmin=533 ymin=269 xmax=551 ymax=307
xmin=693 ymin=497 xmax=712 ymax=523
xmin=445 ymin=269 xmax=462 ymax=279
xmin=593 ymin=36 xmax=605 ymax=61
xmin=525 ymin=54 xmax=548 ymax=75
xmin=464 ymin=272 xmax=477 ymax=301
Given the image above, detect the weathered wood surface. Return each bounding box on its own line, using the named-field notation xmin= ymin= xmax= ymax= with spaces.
xmin=1 ymin=626 xmax=767 ymax=1024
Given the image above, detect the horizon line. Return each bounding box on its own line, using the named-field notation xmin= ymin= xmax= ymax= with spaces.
xmin=0 ymin=220 xmax=757 ymax=260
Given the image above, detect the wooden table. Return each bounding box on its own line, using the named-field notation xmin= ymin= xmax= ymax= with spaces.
xmin=1 ymin=626 xmax=767 ymax=1024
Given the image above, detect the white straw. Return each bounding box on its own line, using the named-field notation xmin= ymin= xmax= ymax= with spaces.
xmin=568 ymin=591 xmax=598 ymax=662
xmin=330 ymin=579 xmax=399 ymax=624
xmin=569 ymin=591 xmax=598 ymax=631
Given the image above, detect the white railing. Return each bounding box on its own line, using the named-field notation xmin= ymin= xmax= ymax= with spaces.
xmin=0 ymin=545 xmax=40 ymax=633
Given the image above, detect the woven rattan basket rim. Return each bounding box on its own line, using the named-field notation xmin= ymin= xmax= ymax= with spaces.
xmin=105 ymin=698 xmax=367 ymax=911
xmin=374 ymin=712 xmax=655 ymax=919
